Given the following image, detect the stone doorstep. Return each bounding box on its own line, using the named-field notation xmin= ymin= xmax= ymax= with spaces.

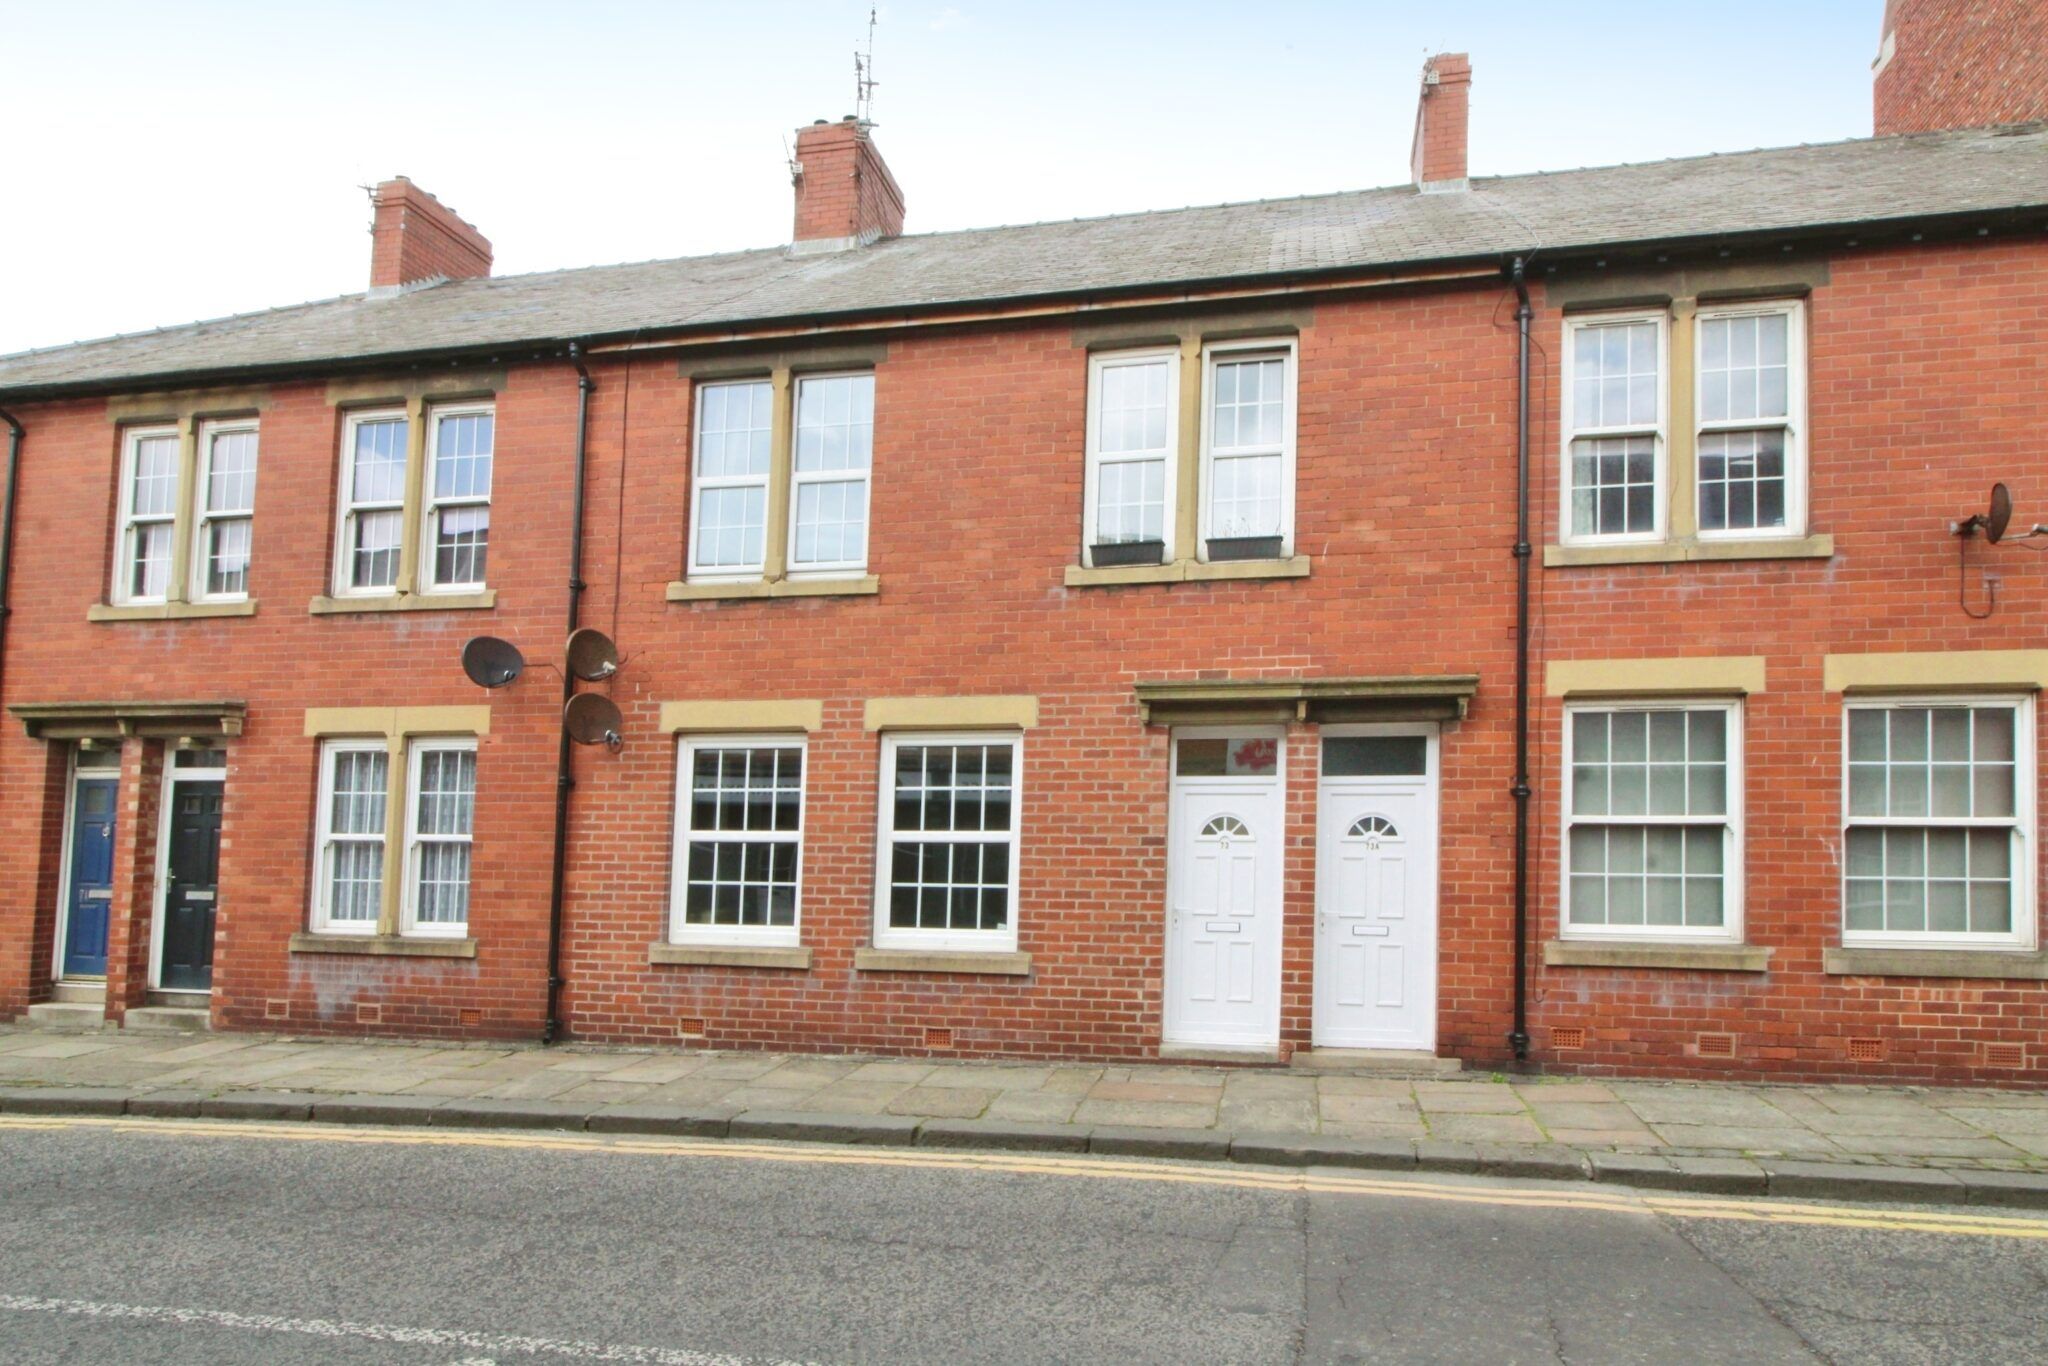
xmin=22 ymin=1003 xmax=107 ymax=1034
xmin=7 ymin=1081 xmax=2048 ymax=1211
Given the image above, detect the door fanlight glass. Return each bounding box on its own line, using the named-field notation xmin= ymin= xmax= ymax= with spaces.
xmin=1346 ymin=815 xmax=1399 ymax=847
xmin=1200 ymin=814 xmax=1250 ymax=844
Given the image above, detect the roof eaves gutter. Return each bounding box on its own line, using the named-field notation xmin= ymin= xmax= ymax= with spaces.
xmin=1515 ymin=203 xmax=2047 ymax=275
xmin=0 ymin=339 xmax=581 ymax=409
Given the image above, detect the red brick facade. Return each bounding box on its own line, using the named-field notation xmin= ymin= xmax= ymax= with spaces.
xmin=1874 ymin=0 xmax=2048 ymax=136
xmin=5 ymin=226 xmax=2048 ymax=1086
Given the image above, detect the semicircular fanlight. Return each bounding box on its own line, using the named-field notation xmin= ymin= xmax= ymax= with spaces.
xmin=1200 ymin=814 xmax=1250 ymax=839
xmin=1347 ymin=815 xmax=1399 ymax=840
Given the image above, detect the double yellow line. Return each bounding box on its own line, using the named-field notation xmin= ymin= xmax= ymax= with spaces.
xmin=5 ymin=1113 xmax=2044 ymax=1242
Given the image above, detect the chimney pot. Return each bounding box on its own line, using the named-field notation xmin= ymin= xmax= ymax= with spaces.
xmin=368 ymin=178 xmax=492 ymax=293
xmin=1410 ymin=52 xmax=1473 ymax=192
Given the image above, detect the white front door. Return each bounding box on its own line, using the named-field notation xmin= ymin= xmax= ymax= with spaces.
xmin=1315 ymin=727 xmax=1439 ymax=1050
xmin=1164 ymin=731 xmax=1285 ymax=1049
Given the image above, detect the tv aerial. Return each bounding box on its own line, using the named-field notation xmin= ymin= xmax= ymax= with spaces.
xmin=460 ymin=636 xmax=525 ymax=689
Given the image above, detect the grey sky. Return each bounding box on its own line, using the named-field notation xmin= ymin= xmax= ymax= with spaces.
xmin=0 ymin=1 xmax=1881 ymax=356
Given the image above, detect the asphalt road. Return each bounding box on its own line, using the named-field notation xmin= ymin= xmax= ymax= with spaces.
xmin=1 ymin=1117 xmax=2045 ymax=1364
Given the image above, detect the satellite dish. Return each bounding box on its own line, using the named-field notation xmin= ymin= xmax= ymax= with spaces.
xmin=566 ymin=627 xmax=619 ymax=682
xmin=461 ymin=636 xmax=525 ymax=689
xmin=564 ymin=693 xmax=624 ymax=748
xmin=1987 ymin=483 xmax=2013 ymax=544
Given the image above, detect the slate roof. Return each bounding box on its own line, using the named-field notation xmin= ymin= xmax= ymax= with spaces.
xmin=3 ymin=123 xmax=2044 ymax=399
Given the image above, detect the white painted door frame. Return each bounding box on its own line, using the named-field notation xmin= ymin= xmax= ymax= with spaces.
xmin=1162 ymin=726 xmax=1286 ymax=1049
xmin=1313 ymin=723 xmax=1440 ymax=1050
xmin=148 ymin=754 xmax=227 ymax=991
xmin=50 ymin=745 xmax=120 ymax=983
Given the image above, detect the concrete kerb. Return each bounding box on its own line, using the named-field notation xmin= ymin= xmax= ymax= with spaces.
xmin=3 ymin=1083 xmax=2048 ymax=1210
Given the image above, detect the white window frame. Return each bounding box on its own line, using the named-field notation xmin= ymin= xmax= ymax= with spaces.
xmin=1841 ymin=694 xmax=2036 ymax=952
xmin=418 ymin=402 xmax=495 ymax=594
xmin=1082 ymin=347 xmax=1180 ymax=567
xmin=786 ymin=370 xmax=875 ymax=579
xmin=112 ymin=424 xmax=180 ymax=606
xmin=401 ymin=736 xmax=478 ymax=938
xmin=1694 ymin=299 xmax=1807 ymax=541
xmin=874 ymin=730 xmax=1022 ymax=953
xmin=1559 ymin=310 xmax=1669 ymax=547
xmin=668 ymin=735 xmax=807 ymax=948
xmin=1560 ymin=698 xmax=1745 ymax=943
xmin=687 ymin=378 xmax=774 ymax=583
xmin=190 ymin=418 xmax=259 ymax=603
xmin=1197 ymin=338 xmax=1298 ymax=561
xmin=310 ymin=737 xmax=389 ymax=937
xmin=331 ymin=408 xmax=409 ymax=598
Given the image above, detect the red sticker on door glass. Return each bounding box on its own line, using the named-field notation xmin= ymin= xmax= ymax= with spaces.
xmin=1230 ymin=738 xmax=1278 ymax=775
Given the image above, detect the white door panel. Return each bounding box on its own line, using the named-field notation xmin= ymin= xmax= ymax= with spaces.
xmin=1314 ymin=735 xmax=1438 ymax=1050
xmin=1165 ymin=772 xmax=1283 ymax=1048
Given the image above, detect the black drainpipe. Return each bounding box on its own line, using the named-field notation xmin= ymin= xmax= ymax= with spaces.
xmin=543 ymin=344 xmax=595 ymax=1044
xmin=1508 ymin=258 xmax=1533 ymax=1063
xmin=0 ymin=408 xmax=22 ymax=700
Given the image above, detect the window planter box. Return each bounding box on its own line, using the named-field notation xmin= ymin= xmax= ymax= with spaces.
xmin=1206 ymin=535 xmax=1285 ymax=563
xmin=1089 ymin=540 xmax=1166 ymax=568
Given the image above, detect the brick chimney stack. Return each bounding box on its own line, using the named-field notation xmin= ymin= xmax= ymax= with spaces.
xmin=790 ymin=117 xmax=906 ymax=250
xmin=368 ymin=178 xmax=493 ymax=294
xmin=1410 ymin=53 xmax=1473 ymax=192
xmin=1874 ymin=0 xmax=2048 ymax=135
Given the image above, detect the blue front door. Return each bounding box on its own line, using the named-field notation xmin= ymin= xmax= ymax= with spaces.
xmin=63 ymin=777 xmax=117 ymax=978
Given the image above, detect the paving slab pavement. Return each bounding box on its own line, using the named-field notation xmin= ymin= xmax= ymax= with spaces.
xmin=6 ymin=1025 xmax=2048 ymax=1205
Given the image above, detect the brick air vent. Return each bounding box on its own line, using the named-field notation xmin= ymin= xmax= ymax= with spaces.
xmin=459 ymin=1008 xmax=482 ymax=1029
xmin=1984 ymin=1042 xmax=2026 ymax=1069
xmin=1696 ymin=1032 xmax=1737 ymax=1059
xmin=1847 ymin=1036 xmax=1887 ymax=1063
xmin=676 ymin=1017 xmax=707 ymax=1039
xmin=924 ymin=1026 xmax=955 ymax=1049
xmin=1552 ymin=1026 xmax=1586 ymax=1051
xmin=356 ymin=1003 xmax=382 ymax=1025
xmin=265 ymin=998 xmax=289 ymax=1020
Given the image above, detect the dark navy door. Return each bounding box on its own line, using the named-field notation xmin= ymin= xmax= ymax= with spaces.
xmin=63 ymin=777 xmax=117 ymax=978
xmin=159 ymin=781 xmax=223 ymax=991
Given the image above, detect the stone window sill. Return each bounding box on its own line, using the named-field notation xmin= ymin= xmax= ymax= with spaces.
xmin=854 ymin=947 xmax=1032 ymax=977
xmin=1064 ymin=555 xmax=1310 ymax=588
xmin=1544 ymin=534 xmax=1832 ymax=568
xmin=1544 ymin=940 xmax=1772 ymax=972
xmin=309 ymin=590 xmax=496 ymax=615
xmin=667 ymin=575 xmax=880 ymax=602
xmin=288 ymin=932 xmax=478 ymax=959
xmin=647 ymin=943 xmax=812 ymax=970
xmin=89 ymin=599 xmax=258 ymax=622
xmin=1823 ymin=946 xmax=2048 ymax=980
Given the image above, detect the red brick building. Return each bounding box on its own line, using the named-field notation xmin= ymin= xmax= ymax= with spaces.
xmin=4 ymin=18 xmax=2048 ymax=1084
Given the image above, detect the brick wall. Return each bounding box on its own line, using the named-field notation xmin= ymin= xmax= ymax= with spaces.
xmin=5 ymin=231 xmax=2048 ymax=1085
xmin=559 ymin=289 xmax=1521 ymax=1061
xmin=1529 ymin=237 xmax=2048 ymax=1084
xmin=0 ymin=375 xmax=571 ymax=1038
xmin=1874 ymin=0 xmax=2048 ymax=135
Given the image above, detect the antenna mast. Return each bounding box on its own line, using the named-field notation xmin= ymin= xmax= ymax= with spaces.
xmin=854 ymin=6 xmax=879 ymax=125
